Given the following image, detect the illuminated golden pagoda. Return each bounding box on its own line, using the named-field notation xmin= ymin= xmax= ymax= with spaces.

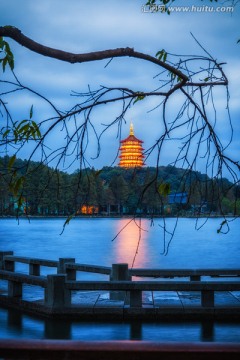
xmin=118 ymin=123 xmax=145 ymax=168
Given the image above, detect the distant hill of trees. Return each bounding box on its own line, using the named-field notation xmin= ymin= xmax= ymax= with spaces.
xmin=0 ymin=156 xmax=239 ymax=217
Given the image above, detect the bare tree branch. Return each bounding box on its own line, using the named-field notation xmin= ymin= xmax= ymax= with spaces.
xmin=0 ymin=26 xmax=188 ymax=81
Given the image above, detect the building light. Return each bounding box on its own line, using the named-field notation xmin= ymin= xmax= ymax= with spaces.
xmin=81 ymin=205 xmax=98 ymax=214
xmin=118 ymin=123 xmax=145 ymax=168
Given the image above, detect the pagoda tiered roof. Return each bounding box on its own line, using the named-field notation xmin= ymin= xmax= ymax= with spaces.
xmin=118 ymin=123 xmax=145 ymax=168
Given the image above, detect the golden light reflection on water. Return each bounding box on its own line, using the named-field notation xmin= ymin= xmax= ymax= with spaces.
xmin=113 ymin=218 xmax=149 ymax=268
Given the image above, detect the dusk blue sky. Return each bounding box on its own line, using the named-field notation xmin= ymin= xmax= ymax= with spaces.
xmin=0 ymin=0 xmax=239 ymax=177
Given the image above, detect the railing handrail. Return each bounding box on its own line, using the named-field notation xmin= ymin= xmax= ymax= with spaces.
xmin=129 ymin=268 xmax=240 ymax=277
xmin=65 ymin=263 xmax=111 ymax=274
xmin=3 ymin=253 xmax=240 ymax=277
xmin=0 ymin=269 xmax=47 ymax=287
xmin=1 ymin=268 xmax=240 ymax=291
xmin=3 ymin=255 xmax=58 ymax=267
xmin=65 ymin=279 xmax=240 ymax=291
xmin=0 ymin=340 xmax=240 ymax=359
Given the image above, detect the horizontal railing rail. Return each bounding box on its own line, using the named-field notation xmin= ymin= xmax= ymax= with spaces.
xmin=0 ymin=340 xmax=240 ymax=360
xmin=65 ymin=263 xmax=111 ymax=275
xmin=0 ymin=270 xmax=47 ymax=287
xmin=66 ymin=280 xmax=240 ymax=292
xmin=1 ymin=252 xmax=240 ymax=280
xmin=1 ymin=340 xmax=240 ymax=360
xmin=3 ymin=255 xmax=58 ymax=268
xmin=129 ymin=268 xmax=240 ymax=278
xmin=0 ymin=269 xmax=47 ymax=300
xmin=65 ymin=279 xmax=240 ymax=307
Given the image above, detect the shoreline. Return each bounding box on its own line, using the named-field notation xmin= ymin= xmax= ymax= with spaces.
xmin=0 ymin=214 xmax=238 ymax=220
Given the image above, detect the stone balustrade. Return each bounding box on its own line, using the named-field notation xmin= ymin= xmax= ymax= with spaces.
xmin=0 ymin=251 xmax=240 ymax=318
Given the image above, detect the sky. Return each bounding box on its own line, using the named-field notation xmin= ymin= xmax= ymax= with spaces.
xmin=0 ymin=0 xmax=239 ymax=178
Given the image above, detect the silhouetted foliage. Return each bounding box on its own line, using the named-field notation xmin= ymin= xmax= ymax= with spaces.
xmin=0 ymin=156 xmax=238 ymax=217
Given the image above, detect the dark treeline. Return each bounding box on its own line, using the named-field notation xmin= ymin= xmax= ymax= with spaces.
xmin=0 ymin=156 xmax=239 ymax=217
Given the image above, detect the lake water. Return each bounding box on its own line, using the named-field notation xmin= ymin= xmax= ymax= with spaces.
xmin=0 ymin=217 xmax=240 ymax=342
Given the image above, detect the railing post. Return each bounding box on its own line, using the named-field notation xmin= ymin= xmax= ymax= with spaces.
xmin=4 ymin=259 xmax=15 ymax=272
xmin=190 ymin=275 xmax=201 ymax=281
xmin=29 ymin=263 xmax=40 ymax=276
xmin=57 ymin=258 xmax=76 ymax=280
xmin=201 ymin=290 xmax=214 ymax=307
xmin=66 ymin=267 xmax=77 ymax=280
xmin=45 ymin=274 xmax=70 ymax=309
xmin=8 ymin=281 xmax=22 ymax=298
xmin=0 ymin=251 xmax=13 ymax=270
xmin=110 ymin=263 xmax=131 ymax=302
xmin=130 ymin=290 xmax=142 ymax=308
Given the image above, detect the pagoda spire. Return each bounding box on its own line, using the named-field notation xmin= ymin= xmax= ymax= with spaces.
xmin=130 ymin=122 xmax=134 ymax=136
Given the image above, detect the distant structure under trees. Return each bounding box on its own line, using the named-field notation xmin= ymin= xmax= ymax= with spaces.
xmin=118 ymin=123 xmax=145 ymax=168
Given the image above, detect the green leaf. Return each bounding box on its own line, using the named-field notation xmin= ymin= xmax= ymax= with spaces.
xmin=13 ymin=176 xmax=25 ymax=196
xmin=95 ymin=169 xmax=102 ymax=178
xmin=0 ymin=37 xmax=4 ymax=49
xmin=2 ymin=129 xmax=10 ymax=138
xmin=60 ymin=214 xmax=75 ymax=234
xmin=146 ymin=0 xmax=155 ymax=5
xmin=0 ymin=39 xmax=14 ymax=71
xmin=8 ymin=154 xmax=16 ymax=170
xmin=16 ymin=119 xmax=28 ymax=129
xmin=12 ymin=119 xmax=41 ymax=143
xmin=31 ymin=121 xmax=41 ymax=138
xmin=17 ymin=195 xmax=24 ymax=208
xmin=9 ymin=176 xmax=25 ymax=197
xmin=2 ymin=57 xmax=7 ymax=72
xmin=217 ymin=219 xmax=227 ymax=234
xmin=158 ymin=182 xmax=171 ymax=197
xmin=7 ymin=55 xmax=14 ymax=71
xmin=30 ymin=105 xmax=33 ymax=119
xmin=133 ymin=93 xmax=145 ymax=105
xmin=156 ymin=49 xmax=167 ymax=62
xmin=156 ymin=49 xmax=163 ymax=59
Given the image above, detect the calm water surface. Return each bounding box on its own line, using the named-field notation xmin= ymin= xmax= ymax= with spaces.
xmin=0 ymin=217 xmax=239 ymax=341
xmin=0 ymin=217 xmax=239 ymax=269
